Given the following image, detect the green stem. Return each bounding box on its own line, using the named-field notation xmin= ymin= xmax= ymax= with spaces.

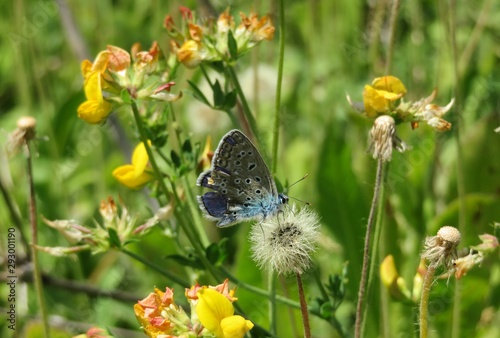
xmin=271 ymin=0 xmax=286 ymax=174
xmin=419 ymin=263 xmax=437 ymax=338
xmin=130 ymin=101 xmax=171 ymax=203
xmin=448 ymin=1 xmax=465 ymax=337
xmin=226 ymin=66 xmax=262 ymax=146
xmin=354 ymin=158 xmax=384 ymax=338
xmin=130 ymin=101 xmax=218 ymax=283
xmin=26 ymin=142 xmax=50 ymax=337
xmin=121 ymin=248 xmax=190 ymax=288
xmin=181 ymin=175 xmax=209 ymax=247
xmin=0 ymin=178 xmax=31 ymax=256
xmin=296 ymin=273 xmax=311 ymax=338
xmin=268 ymin=273 xmax=277 ymax=335
xmin=385 ymin=0 xmax=401 ymax=75
xmin=362 ymin=162 xmax=389 ymax=334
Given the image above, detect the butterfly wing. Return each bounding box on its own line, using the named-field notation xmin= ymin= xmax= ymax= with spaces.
xmin=197 ymin=130 xmax=280 ymax=227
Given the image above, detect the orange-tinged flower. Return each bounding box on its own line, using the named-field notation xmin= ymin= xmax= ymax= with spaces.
xmin=189 ymin=23 xmax=203 ymax=42
xmin=196 ymin=288 xmax=253 ymax=338
xmin=112 ymin=141 xmax=154 ymax=189
xmin=363 ymin=76 xmax=407 ymax=117
xmin=217 ymin=9 xmax=235 ymax=33
xmin=107 ymin=45 xmax=130 ymax=73
xmin=239 ymin=12 xmax=275 ymax=41
xmin=177 ymin=40 xmax=205 ymax=68
xmin=77 ymin=71 xmax=113 ymax=124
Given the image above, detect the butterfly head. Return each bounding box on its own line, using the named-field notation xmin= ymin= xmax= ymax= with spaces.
xmin=278 ymin=193 xmax=289 ymax=205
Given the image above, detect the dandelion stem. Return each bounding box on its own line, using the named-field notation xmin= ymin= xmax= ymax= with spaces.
xmin=385 ymin=0 xmax=401 ymax=75
xmin=354 ymin=158 xmax=384 ymax=338
xmin=26 ymin=141 xmax=50 ymax=337
xmin=296 ymin=272 xmax=311 ymax=338
xmin=271 ymin=0 xmax=286 ymax=174
xmin=362 ymin=162 xmax=389 ymax=333
xmin=226 ymin=65 xmax=262 ymax=147
xmin=419 ymin=263 xmax=437 ymax=338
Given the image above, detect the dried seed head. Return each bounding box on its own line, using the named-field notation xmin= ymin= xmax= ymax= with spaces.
xmin=437 ymin=226 xmax=461 ymax=245
xmin=7 ymin=116 xmax=38 ymax=154
xmin=369 ymin=115 xmax=409 ymax=162
xmin=422 ymin=225 xmax=461 ymax=268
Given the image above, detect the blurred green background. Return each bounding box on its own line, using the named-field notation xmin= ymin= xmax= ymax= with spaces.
xmin=1 ymin=0 xmax=499 ymax=337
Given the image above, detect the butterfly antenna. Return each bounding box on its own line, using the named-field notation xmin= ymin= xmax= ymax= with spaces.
xmin=284 ymin=174 xmax=309 ymax=194
xmin=289 ymin=196 xmax=311 ymax=206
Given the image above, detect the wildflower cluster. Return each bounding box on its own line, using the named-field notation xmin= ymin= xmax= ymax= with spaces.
xmin=134 ymin=279 xmax=253 ymax=338
xmin=347 ymin=76 xmax=454 ymax=161
xmin=165 ymin=7 xmax=275 ymax=68
xmin=36 ymin=197 xmax=146 ymax=256
xmin=77 ymin=43 xmax=180 ymax=124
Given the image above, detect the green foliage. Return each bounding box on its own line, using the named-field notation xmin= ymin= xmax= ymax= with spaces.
xmin=0 ymin=0 xmax=499 ymax=337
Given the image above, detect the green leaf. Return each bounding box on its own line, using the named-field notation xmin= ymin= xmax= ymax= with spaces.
xmin=213 ymin=80 xmax=225 ymax=108
xmin=182 ymin=139 xmax=192 ymax=153
xmin=205 ymin=238 xmax=229 ymax=266
xmin=187 ymin=80 xmax=211 ymax=106
xmin=227 ymin=30 xmax=238 ymax=60
xmin=223 ymin=90 xmax=237 ymax=110
xmin=107 ymin=228 xmax=121 ymax=248
xmin=120 ymin=89 xmax=132 ymax=104
xmin=171 ymin=150 xmax=181 ymax=168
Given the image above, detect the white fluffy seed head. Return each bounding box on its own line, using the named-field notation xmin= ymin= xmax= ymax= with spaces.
xmin=249 ymin=205 xmax=320 ymax=275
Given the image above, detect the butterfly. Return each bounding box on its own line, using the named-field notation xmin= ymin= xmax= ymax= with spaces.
xmin=197 ymin=129 xmax=288 ymax=227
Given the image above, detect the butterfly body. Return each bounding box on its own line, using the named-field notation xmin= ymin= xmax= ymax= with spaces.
xmin=197 ymin=129 xmax=288 ymax=227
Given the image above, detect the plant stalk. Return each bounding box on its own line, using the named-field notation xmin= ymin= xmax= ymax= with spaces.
xmin=354 ymin=158 xmax=384 ymax=338
xmin=26 ymin=141 xmax=50 ymax=337
xmin=419 ymin=263 xmax=437 ymax=338
xmin=296 ymin=272 xmax=311 ymax=338
xmin=271 ymin=0 xmax=286 ymax=174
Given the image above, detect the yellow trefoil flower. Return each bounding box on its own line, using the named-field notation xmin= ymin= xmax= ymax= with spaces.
xmin=196 ymin=288 xmax=253 ymax=338
xmin=363 ymin=76 xmax=407 ymax=117
xmin=77 ymin=51 xmax=113 ymax=124
xmin=112 ymin=141 xmax=154 ymax=189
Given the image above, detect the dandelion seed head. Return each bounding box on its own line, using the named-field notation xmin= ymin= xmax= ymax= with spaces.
xmin=249 ymin=206 xmax=320 ymax=275
xmin=369 ymin=115 xmax=408 ymax=162
xmin=422 ymin=225 xmax=461 ymax=268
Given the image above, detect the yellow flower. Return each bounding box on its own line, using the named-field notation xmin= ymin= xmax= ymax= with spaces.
xmin=196 ymin=288 xmax=253 ymax=338
xmin=363 ymin=76 xmax=407 ymax=117
xmin=177 ymin=40 xmax=205 ymax=68
xmin=112 ymin=141 xmax=154 ymax=189
xmin=77 ymin=51 xmax=113 ymax=124
xmin=77 ymin=72 xmax=113 ymax=124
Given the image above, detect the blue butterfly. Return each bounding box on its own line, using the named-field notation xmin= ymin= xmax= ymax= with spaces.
xmin=197 ymin=129 xmax=288 ymax=227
